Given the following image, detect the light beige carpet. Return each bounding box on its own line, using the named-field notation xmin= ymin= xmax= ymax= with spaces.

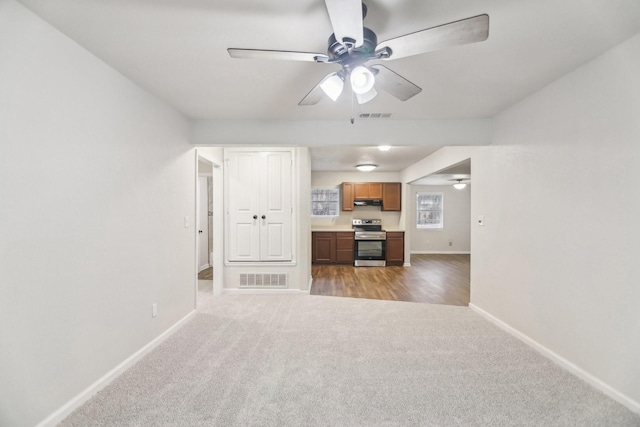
xmin=61 ymin=294 xmax=639 ymax=426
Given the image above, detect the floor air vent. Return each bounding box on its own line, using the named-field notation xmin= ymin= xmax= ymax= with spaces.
xmin=239 ymin=273 xmax=287 ymax=288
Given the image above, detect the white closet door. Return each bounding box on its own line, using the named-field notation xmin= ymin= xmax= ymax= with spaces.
xmin=226 ymin=152 xmax=261 ymax=261
xmin=260 ymin=151 xmax=292 ymax=261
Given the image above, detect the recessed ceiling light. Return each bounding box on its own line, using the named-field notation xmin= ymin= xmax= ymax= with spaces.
xmin=356 ymin=164 xmax=377 ymax=172
xmin=378 ymin=145 xmax=391 ymax=151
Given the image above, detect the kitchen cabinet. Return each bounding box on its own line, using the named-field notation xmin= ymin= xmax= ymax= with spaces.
xmin=226 ymin=150 xmax=292 ymax=262
xmin=354 ymin=182 xmax=383 ymax=199
xmin=341 ymin=182 xmax=354 ymax=211
xmin=312 ymin=232 xmax=354 ymax=264
xmin=385 ymin=232 xmax=404 ymax=265
xmin=382 ymin=183 xmax=401 ymax=211
xmin=336 ymin=233 xmax=355 ymax=263
xmin=341 ymin=182 xmax=402 ymax=211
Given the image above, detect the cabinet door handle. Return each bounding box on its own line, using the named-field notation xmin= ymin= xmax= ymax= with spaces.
xmin=261 ymin=215 xmax=266 ymax=220
xmin=253 ymin=215 xmax=258 ymax=220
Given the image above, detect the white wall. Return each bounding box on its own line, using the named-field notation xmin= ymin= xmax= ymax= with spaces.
xmin=471 ymin=33 xmax=640 ymax=409
xmin=410 ymin=185 xmax=471 ymax=253
xmin=311 ymin=171 xmax=402 ymax=230
xmin=0 ymin=2 xmax=195 ymax=425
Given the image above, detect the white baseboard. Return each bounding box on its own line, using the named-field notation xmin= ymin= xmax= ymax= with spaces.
xmin=198 ymin=263 xmax=210 ymax=272
xmin=36 ymin=310 xmax=197 ymax=427
xmin=469 ymin=303 xmax=640 ymax=415
xmin=411 ymin=251 xmax=471 ymax=255
xmin=223 ymin=288 xmax=309 ymax=295
xmin=403 ymin=262 xmax=411 ymax=267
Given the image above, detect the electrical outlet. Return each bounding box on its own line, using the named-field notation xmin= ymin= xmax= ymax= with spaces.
xmin=152 ymin=303 xmax=158 ymax=318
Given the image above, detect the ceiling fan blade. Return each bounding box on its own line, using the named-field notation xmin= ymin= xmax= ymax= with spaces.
xmin=299 ymin=72 xmax=339 ymax=106
xmin=370 ymin=65 xmax=421 ymax=101
xmin=228 ymin=48 xmax=329 ymax=63
xmin=377 ymin=14 xmax=489 ymax=61
xmin=324 ymin=0 xmax=364 ymax=47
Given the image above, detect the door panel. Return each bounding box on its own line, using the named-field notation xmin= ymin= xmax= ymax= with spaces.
xmin=198 ymin=177 xmax=210 ymax=270
xmin=260 ymin=152 xmax=292 ymax=261
xmin=227 ymin=150 xmax=292 ymax=262
xmin=226 ymin=153 xmax=261 ymax=261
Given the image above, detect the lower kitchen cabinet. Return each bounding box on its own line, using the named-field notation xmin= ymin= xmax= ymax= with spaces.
xmin=312 ymin=232 xmax=354 ymax=264
xmin=386 ymin=232 xmax=404 ymax=266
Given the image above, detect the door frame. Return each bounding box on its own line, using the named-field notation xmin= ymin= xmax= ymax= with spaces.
xmin=197 ymin=176 xmax=210 ymax=272
xmin=195 ymin=150 xmax=223 ymax=305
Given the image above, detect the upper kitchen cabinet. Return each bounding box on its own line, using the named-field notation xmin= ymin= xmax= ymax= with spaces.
xmin=341 ymin=182 xmax=402 ymax=211
xmin=354 ymin=182 xmax=383 ymax=199
xmin=382 ymin=183 xmax=401 ymax=211
xmin=225 ymin=150 xmax=292 ymax=262
xmin=341 ymin=182 xmax=354 ymax=211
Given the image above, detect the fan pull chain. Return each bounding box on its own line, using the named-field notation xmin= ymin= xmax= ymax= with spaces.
xmin=350 ymin=90 xmax=355 ymax=124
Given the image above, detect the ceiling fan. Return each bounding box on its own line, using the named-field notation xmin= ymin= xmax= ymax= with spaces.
xmin=228 ymin=0 xmax=489 ymax=106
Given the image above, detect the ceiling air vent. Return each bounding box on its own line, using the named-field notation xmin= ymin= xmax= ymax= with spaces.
xmin=359 ymin=113 xmax=392 ymax=119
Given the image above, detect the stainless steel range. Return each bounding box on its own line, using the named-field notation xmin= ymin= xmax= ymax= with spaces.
xmin=352 ymin=219 xmax=386 ymax=267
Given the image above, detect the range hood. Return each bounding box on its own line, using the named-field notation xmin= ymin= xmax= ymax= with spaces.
xmin=354 ymin=199 xmax=382 ymax=207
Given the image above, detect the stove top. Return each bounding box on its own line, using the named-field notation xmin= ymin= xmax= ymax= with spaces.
xmin=352 ymin=218 xmax=383 ymax=232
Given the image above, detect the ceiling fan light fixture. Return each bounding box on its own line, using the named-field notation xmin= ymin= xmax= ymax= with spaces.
xmin=350 ymin=66 xmax=375 ymax=95
xmin=356 ymin=86 xmax=377 ymax=104
xmin=356 ymin=164 xmax=377 ymax=172
xmin=453 ymin=179 xmax=467 ymax=190
xmin=320 ymin=73 xmax=344 ymax=101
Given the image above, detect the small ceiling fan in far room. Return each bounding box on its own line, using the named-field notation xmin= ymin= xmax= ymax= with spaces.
xmin=228 ymin=0 xmax=489 ymax=107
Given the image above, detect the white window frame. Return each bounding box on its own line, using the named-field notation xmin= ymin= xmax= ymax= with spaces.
xmin=311 ymin=187 xmax=340 ymax=218
xmin=416 ymin=192 xmax=443 ymax=229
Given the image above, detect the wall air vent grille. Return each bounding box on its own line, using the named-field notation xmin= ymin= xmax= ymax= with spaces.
xmin=359 ymin=113 xmax=392 ymax=119
xmin=239 ymin=273 xmax=288 ymax=288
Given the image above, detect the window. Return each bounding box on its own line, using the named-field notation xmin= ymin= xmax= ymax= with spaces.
xmin=416 ymin=192 xmax=443 ymax=229
xmin=311 ymin=187 xmax=340 ymax=217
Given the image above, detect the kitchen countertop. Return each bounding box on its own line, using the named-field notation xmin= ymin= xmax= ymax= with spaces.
xmin=311 ymin=227 xmax=405 ymax=232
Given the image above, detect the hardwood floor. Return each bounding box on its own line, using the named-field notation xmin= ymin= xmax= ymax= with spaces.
xmin=198 ymin=267 xmax=213 ymax=280
xmin=310 ymin=254 xmax=470 ymax=306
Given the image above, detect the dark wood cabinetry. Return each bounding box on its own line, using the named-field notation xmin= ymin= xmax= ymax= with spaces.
xmin=335 ymin=233 xmax=355 ymax=263
xmin=354 ymin=182 xmax=383 ymax=199
xmin=385 ymin=231 xmax=405 ymax=265
xmin=341 ymin=182 xmax=401 ymax=211
xmin=341 ymin=183 xmax=354 ymax=211
xmin=382 ymin=183 xmax=401 ymax=211
xmin=312 ymin=232 xmax=354 ymax=264
xmin=312 ymin=232 xmax=334 ymax=263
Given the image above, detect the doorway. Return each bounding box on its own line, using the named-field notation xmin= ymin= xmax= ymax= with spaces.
xmin=405 ymin=159 xmax=472 ymax=305
xmin=196 ymin=157 xmax=214 ymax=307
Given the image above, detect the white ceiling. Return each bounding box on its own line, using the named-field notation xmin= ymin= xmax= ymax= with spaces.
xmin=18 ymin=0 xmax=640 ymax=171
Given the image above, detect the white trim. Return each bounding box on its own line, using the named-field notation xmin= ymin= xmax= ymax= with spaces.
xmin=469 ymin=303 xmax=640 ymax=415
xmin=223 ymin=288 xmax=309 ymax=295
xmin=411 ymin=251 xmax=471 ymax=255
xmin=403 ymin=262 xmax=411 ymax=267
xmin=36 ymin=310 xmax=197 ymax=427
xmin=198 ymin=263 xmax=210 ymax=272
xmin=224 ymin=261 xmax=297 ymax=267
